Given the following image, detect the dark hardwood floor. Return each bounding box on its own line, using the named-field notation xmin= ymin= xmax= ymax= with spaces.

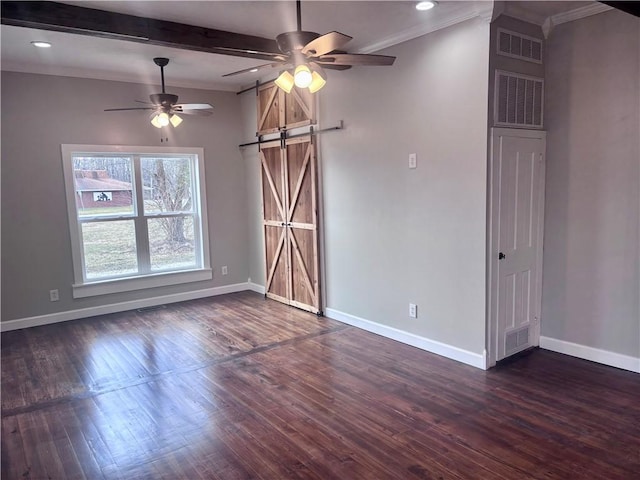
xmin=2 ymin=291 xmax=639 ymax=479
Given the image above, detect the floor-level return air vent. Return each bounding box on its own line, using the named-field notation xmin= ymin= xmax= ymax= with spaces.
xmin=505 ymin=326 xmax=530 ymax=356
xmin=495 ymin=70 xmax=544 ymax=128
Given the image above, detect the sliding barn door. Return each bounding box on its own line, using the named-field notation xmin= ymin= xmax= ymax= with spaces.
xmin=260 ymin=137 xmax=320 ymax=314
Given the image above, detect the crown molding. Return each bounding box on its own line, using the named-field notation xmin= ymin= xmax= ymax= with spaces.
xmin=542 ymin=2 xmax=613 ymax=38
xmin=550 ymin=2 xmax=613 ymax=26
xmin=357 ymin=2 xmax=494 ymax=54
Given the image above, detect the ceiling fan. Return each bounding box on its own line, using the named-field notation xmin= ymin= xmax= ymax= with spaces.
xmin=105 ymin=57 xmax=214 ymax=128
xmin=222 ymin=0 xmax=396 ymax=93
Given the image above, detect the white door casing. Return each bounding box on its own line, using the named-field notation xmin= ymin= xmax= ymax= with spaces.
xmin=488 ymin=128 xmax=546 ymax=365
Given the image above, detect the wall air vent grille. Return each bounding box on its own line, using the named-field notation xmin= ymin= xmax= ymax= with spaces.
xmin=505 ymin=326 xmax=530 ymax=356
xmin=495 ymin=70 xmax=544 ymax=129
xmin=497 ymin=28 xmax=543 ymax=64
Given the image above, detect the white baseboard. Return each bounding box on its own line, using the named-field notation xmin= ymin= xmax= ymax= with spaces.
xmin=325 ymin=308 xmax=487 ymax=370
xmin=247 ymin=282 xmax=266 ymax=294
xmin=1 ymin=282 xmax=252 ymax=332
xmin=540 ymin=336 xmax=640 ymax=373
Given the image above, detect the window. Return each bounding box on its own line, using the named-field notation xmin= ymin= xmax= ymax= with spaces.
xmin=62 ymin=144 xmax=211 ymax=298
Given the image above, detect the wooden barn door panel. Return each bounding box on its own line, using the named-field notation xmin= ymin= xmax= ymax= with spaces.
xmin=285 ymin=137 xmax=320 ymax=313
xmin=260 ymin=142 xmax=285 ymax=224
xmin=264 ymin=225 xmax=289 ymax=303
xmin=259 ymin=136 xmax=320 ymax=314
xmin=260 ymin=141 xmax=289 ymax=302
xmin=289 ymin=228 xmax=318 ymax=311
xmin=284 ymin=88 xmax=315 ymax=130
xmin=257 ymin=82 xmax=316 ymax=135
xmin=257 ymin=83 xmax=282 ymax=135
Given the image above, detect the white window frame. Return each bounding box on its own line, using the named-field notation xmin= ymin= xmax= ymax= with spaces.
xmin=62 ymin=144 xmax=211 ymax=298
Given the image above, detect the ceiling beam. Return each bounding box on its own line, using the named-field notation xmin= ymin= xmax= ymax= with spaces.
xmin=1 ymin=1 xmax=281 ymax=60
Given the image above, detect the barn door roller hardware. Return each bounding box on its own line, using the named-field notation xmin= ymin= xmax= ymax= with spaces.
xmin=238 ymin=121 xmax=343 ymax=149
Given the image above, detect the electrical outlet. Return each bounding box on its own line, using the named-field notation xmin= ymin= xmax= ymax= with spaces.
xmin=221 ymin=266 xmax=228 ymax=275
xmin=409 ymin=153 xmax=417 ymax=169
xmin=49 ymin=289 xmax=59 ymax=302
xmin=409 ymin=303 xmax=417 ymax=318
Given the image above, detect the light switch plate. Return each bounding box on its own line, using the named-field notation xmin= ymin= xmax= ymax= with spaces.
xmin=409 ymin=153 xmax=417 ymax=169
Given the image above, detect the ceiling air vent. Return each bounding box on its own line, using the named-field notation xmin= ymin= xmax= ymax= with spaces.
xmin=494 ymin=70 xmax=544 ymax=129
xmin=497 ymin=28 xmax=542 ymax=64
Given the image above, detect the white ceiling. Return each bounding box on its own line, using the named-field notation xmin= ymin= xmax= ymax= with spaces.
xmin=0 ymin=1 xmax=602 ymax=92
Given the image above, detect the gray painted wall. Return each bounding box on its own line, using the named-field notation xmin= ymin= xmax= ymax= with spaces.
xmin=239 ymin=91 xmax=267 ymax=287
xmin=243 ymin=18 xmax=490 ymax=355
xmin=1 ymin=72 xmax=249 ymax=321
xmin=542 ymin=10 xmax=640 ymax=357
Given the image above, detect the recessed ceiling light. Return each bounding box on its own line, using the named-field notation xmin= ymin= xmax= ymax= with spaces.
xmin=416 ymin=1 xmax=437 ymax=11
xmin=31 ymin=41 xmax=52 ymax=48
xmin=250 ymin=68 xmax=259 ymax=73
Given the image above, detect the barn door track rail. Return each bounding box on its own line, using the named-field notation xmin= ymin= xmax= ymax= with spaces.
xmin=238 ymin=121 xmax=344 ymax=149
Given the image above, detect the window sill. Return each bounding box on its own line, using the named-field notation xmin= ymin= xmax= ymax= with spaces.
xmin=72 ymin=268 xmax=213 ymax=298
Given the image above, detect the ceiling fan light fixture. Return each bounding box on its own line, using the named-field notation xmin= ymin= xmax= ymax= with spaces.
xmin=308 ymin=70 xmax=327 ymax=93
xmin=151 ymin=112 xmax=170 ymax=128
xmin=415 ymin=1 xmax=437 ymax=11
xmin=275 ymin=70 xmax=295 ymax=93
xmin=158 ymin=112 xmax=170 ymax=126
xmin=170 ymin=114 xmax=183 ymax=127
xmin=293 ymin=64 xmax=313 ymax=88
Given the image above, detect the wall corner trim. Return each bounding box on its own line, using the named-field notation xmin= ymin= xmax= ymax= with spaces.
xmin=0 ymin=283 xmax=253 ymax=332
xmin=247 ymin=282 xmax=266 ymax=294
xmin=540 ymin=336 xmax=640 ymax=373
xmin=325 ymin=308 xmax=486 ymax=370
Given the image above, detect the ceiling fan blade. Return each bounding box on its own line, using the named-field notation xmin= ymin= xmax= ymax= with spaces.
xmin=316 ymin=53 xmax=396 ymax=66
xmin=223 ymin=62 xmax=287 ymax=77
xmin=214 ymin=47 xmax=287 ymax=62
xmin=175 ymin=103 xmax=214 ymax=110
xmin=320 ymin=64 xmax=352 ymax=71
xmin=104 ymin=107 xmax=155 ymax=112
xmin=171 ymin=104 xmax=213 ymax=117
xmin=302 ymin=31 xmax=353 ymax=56
xmin=174 ymin=108 xmax=214 ymax=116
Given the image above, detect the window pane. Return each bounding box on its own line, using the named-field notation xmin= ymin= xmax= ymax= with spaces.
xmin=73 ymin=156 xmax=134 ymax=217
xmin=82 ymin=220 xmax=137 ymax=279
xmin=148 ymin=216 xmax=196 ymax=271
xmin=141 ymin=157 xmax=194 ymax=214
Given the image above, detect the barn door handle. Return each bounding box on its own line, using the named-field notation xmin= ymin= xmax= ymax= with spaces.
xmin=281 ymin=222 xmax=286 ymax=226
xmin=498 ymin=252 xmax=506 ymax=260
